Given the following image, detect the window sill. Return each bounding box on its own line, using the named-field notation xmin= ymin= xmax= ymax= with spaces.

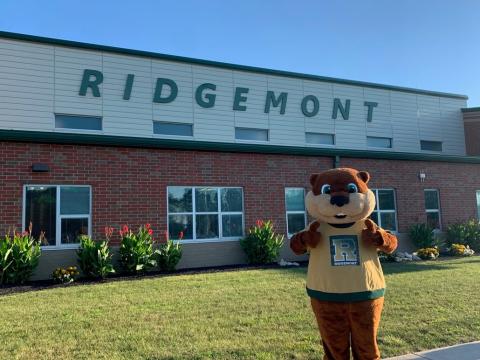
xmin=173 ymin=237 xmax=242 ymax=244
xmin=41 ymin=244 xmax=80 ymax=251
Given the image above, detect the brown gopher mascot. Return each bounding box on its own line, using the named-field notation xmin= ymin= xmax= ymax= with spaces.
xmin=290 ymin=168 xmax=397 ymax=360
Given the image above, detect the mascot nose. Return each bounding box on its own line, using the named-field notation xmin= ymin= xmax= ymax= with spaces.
xmin=330 ymin=195 xmax=349 ymax=207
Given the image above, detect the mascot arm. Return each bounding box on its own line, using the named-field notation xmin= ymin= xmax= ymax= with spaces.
xmin=289 ymin=221 xmax=322 ymax=255
xmin=362 ymin=219 xmax=398 ymax=254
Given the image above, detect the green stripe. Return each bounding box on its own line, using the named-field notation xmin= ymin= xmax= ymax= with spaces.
xmin=462 ymin=107 xmax=480 ymax=113
xmin=2 ymin=129 xmax=480 ymax=164
xmin=307 ymin=287 xmax=385 ymax=302
xmin=0 ymin=31 xmax=468 ymax=100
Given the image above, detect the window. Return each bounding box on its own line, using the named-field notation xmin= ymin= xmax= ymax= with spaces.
xmin=369 ymin=189 xmax=398 ymax=232
xmin=424 ymin=189 xmax=441 ymax=229
xmin=55 ymin=114 xmax=102 ymax=131
xmin=167 ymin=187 xmax=244 ymax=241
xmin=285 ymin=188 xmax=306 ymax=236
xmin=305 ymin=132 xmax=335 ymax=145
xmin=477 ymin=191 xmax=480 ymax=220
xmin=367 ymin=136 xmax=392 ymax=148
xmin=153 ymin=121 xmax=193 ymax=136
xmin=23 ymin=185 xmax=91 ymax=247
xmin=235 ymin=127 xmax=268 ymax=141
xmin=420 ymin=140 xmax=442 ymax=152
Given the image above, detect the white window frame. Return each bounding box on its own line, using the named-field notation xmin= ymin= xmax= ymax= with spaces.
xmin=476 ymin=190 xmax=480 ymax=220
xmin=371 ymin=188 xmax=398 ymax=233
xmin=167 ymin=186 xmax=245 ymax=244
xmin=22 ymin=185 xmax=92 ymax=250
xmin=53 ymin=113 xmax=103 ymax=134
xmin=285 ymin=187 xmax=307 ymax=237
xmin=424 ymin=189 xmax=442 ymax=230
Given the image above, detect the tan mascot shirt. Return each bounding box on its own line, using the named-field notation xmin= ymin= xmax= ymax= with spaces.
xmin=306 ymin=221 xmax=386 ymax=302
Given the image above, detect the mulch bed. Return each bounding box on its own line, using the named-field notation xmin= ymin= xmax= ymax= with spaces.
xmin=0 ymin=261 xmax=308 ymax=297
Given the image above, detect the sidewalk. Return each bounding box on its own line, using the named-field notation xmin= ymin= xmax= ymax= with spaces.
xmin=385 ymin=341 xmax=480 ymax=360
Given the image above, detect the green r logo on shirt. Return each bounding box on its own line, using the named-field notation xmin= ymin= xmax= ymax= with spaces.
xmin=329 ymin=235 xmax=360 ymax=266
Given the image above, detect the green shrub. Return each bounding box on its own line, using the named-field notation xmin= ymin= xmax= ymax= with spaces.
xmin=157 ymin=235 xmax=183 ymax=272
xmin=378 ymin=251 xmax=397 ymax=263
xmin=52 ymin=266 xmax=80 ymax=284
xmin=240 ymin=220 xmax=284 ymax=264
xmin=119 ymin=224 xmax=157 ymax=274
xmin=446 ymin=219 xmax=480 ymax=251
xmin=408 ymin=223 xmax=437 ymax=249
xmin=0 ymin=227 xmax=41 ymax=285
xmin=77 ymin=232 xmax=115 ymax=279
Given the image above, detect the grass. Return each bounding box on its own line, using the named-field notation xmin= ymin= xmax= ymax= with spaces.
xmin=0 ymin=257 xmax=479 ymax=359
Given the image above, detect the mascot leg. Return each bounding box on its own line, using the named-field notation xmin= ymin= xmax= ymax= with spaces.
xmin=311 ymin=298 xmax=351 ymax=360
xmin=350 ymin=297 xmax=384 ymax=360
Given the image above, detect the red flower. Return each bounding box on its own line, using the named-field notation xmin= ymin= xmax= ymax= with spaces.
xmin=179 ymin=231 xmax=184 ymax=240
xmin=255 ymin=219 xmax=264 ymax=228
xmin=122 ymin=225 xmax=129 ymax=234
xmin=119 ymin=230 xmax=124 ymax=237
xmin=148 ymin=228 xmax=153 ymax=236
xmin=145 ymin=223 xmax=151 ymax=229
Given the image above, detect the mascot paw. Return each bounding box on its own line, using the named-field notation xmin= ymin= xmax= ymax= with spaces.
xmin=290 ymin=221 xmax=322 ymax=254
xmin=362 ymin=219 xmax=385 ymax=247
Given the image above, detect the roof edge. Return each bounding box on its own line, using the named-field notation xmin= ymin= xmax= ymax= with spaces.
xmin=462 ymin=107 xmax=480 ymax=113
xmin=2 ymin=130 xmax=480 ymax=164
xmin=0 ymin=30 xmax=469 ymax=101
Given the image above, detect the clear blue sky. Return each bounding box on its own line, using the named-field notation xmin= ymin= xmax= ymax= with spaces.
xmin=1 ymin=0 xmax=479 ymax=105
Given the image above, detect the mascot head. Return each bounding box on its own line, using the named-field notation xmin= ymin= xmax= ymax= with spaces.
xmin=305 ymin=167 xmax=376 ymax=224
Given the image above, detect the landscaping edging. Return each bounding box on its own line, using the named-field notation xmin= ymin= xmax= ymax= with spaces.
xmin=0 ymin=261 xmax=308 ymax=296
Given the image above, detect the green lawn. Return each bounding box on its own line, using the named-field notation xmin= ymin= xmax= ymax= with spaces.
xmin=0 ymin=257 xmax=479 ymax=359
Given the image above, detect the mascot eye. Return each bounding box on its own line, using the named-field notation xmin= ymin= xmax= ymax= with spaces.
xmin=320 ymin=184 xmax=331 ymax=194
xmin=347 ymin=183 xmax=358 ymax=193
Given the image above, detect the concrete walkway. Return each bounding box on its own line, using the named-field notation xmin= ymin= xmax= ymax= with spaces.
xmin=385 ymin=341 xmax=480 ymax=360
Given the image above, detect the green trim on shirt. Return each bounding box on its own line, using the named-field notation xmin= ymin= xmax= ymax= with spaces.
xmin=306 ymin=287 xmax=385 ymax=302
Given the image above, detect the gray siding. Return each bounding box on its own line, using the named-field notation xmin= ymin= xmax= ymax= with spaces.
xmin=0 ymin=38 xmax=468 ymax=155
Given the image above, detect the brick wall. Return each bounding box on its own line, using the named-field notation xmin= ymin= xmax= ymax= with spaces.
xmin=463 ymin=110 xmax=480 ymax=156
xmin=1 ymin=141 xmax=479 ymax=245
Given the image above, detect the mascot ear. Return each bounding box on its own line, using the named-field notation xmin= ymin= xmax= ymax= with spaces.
xmin=310 ymin=174 xmax=319 ymax=187
xmin=357 ymin=171 xmax=370 ymax=184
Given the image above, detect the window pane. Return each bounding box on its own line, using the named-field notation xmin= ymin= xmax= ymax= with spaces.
xmin=55 ymin=115 xmax=102 ymax=130
xmin=61 ymin=218 xmax=88 ymax=244
xmin=168 ymin=215 xmax=193 ymax=240
xmin=153 ymin=121 xmax=193 ymax=136
xmin=220 ymin=188 xmax=243 ymax=212
xmin=195 ymin=188 xmax=218 ymax=212
xmin=222 ymin=214 xmax=243 ymax=237
xmin=369 ymin=211 xmax=379 ymax=225
xmin=380 ymin=212 xmax=397 ymax=231
xmin=367 ymin=136 xmax=392 ymax=148
xmin=424 ymin=190 xmax=439 ymax=210
xmin=25 ymin=186 xmax=57 ymax=246
xmin=168 ymin=187 xmax=192 ymax=213
xmin=421 ymin=140 xmax=442 ymax=152
xmin=287 ymin=213 xmax=306 ymax=235
xmin=60 ymin=187 xmax=90 ymax=215
xmin=378 ymin=190 xmax=395 ymax=210
xmin=196 ymin=214 xmax=219 ymax=239
xmin=235 ymin=127 xmax=268 ymax=141
xmin=305 ymin=132 xmax=335 ymax=145
xmin=427 ymin=212 xmax=440 ymax=229
xmin=285 ymin=189 xmax=305 ymax=211
xmin=477 ymin=190 xmax=480 ymax=220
